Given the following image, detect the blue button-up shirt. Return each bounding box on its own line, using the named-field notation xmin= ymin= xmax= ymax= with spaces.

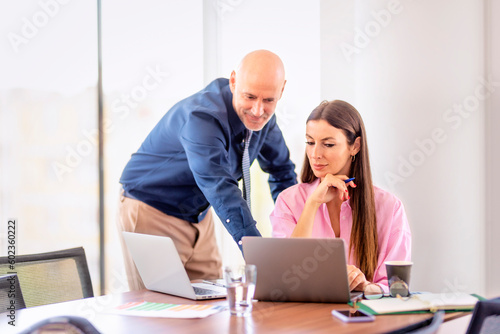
xmin=120 ymin=78 xmax=297 ymax=245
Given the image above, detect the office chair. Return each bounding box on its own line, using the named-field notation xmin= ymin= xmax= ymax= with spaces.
xmin=386 ymin=311 xmax=444 ymax=334
xmin=465 ymin=297 xmax=500 ymax=334
xmin=0 ymin=247 xmax=94 ymax=307
xmin=19 ymin=315 xmax=101 ymax=334
xmin=406 ymin=311 xmax=444 ymax=334
xmin=0 ymin=273 xmax=26 ymax=310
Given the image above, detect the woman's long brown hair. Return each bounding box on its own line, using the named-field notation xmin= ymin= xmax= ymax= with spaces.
xmin=300 ymin=100 xmax=378 ymax=281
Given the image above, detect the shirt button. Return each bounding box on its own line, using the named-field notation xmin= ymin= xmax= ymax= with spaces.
xmin=342 ymin=216 xmax=345 ymax=220
xmin=238 ymin=240 xmax=242 ymax=245
xmin=226 ymin=219 xmax=230 ymax=223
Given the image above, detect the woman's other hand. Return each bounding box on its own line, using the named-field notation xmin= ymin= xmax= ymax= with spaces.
xmin=347 ymin=264 xmax=369 ymax=291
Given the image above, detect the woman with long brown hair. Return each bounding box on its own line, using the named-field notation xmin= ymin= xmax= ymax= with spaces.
xmin=270 ymin=100 xmax=411 ymax=292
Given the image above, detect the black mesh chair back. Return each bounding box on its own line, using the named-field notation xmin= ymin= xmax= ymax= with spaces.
xmin=0 ymin=247 xmax=93 ymax=307
xmin=0 ymin=273 xmax=26 ymax=310
xmin=19 ymin=315 xmax=102 ymax=334
xmin=466 ymin=297 xmax=500 ymax=334
xmin=405 ymin=311 xmax=444 ymax=334
xmin=386 ymin=311 xmax=444 ymax=334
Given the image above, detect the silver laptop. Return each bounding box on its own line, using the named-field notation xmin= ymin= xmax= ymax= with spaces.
xmin=242 ymin=237 xmax=361 ymax=303
xmin=122 ymin=232 xmax=226 ymax=300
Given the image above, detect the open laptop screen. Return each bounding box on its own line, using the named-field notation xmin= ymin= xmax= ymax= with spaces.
xmin=242 ymin=237 xmax=353 ymax=303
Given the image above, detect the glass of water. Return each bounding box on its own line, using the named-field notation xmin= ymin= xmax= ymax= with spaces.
xmin=223 ymin=264 xmax=257 ymax=317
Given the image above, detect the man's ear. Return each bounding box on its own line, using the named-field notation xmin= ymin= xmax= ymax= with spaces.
xmin=229 ymin=71 xmax=236 ymax=94
xmin=278 ymin=79 xmax=287 ymax=100
xmin=352 ymin=136 xmax=361 ymax=156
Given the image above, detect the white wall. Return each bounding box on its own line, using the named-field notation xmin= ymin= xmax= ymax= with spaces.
xmin=320 ymin=0 xmax=492 ymax=296
xmin=486 ymin=0 xmax=500 ymax=298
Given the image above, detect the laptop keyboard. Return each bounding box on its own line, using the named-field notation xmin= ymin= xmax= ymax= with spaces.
xmin=193 ymin=286 xmax=219 ymax=295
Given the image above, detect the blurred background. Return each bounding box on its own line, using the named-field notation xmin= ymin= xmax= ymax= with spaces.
xmin=0 ymin=0 xmax=499 ymax=299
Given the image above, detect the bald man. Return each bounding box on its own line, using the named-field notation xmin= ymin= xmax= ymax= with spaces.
xmin=118 ymin=50 xmax=297 ymax=290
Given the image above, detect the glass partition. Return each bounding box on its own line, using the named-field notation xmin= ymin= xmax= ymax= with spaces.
xmin=0 ymin=1 xmax=100 ymax=292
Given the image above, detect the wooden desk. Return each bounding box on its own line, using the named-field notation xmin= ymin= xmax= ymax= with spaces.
xmin=1 ymin=290 xmax=467 ymax=334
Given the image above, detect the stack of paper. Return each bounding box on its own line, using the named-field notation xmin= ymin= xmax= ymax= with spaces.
xmin=360 ymin=292 xmax=479 ymax=315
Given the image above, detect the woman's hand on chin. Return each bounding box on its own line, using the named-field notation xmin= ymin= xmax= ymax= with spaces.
xmin=312 ymin=174 xmax=353 ymax=203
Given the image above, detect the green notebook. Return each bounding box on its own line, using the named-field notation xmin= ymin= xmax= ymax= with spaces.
xmin=350 ymin=293 xmax=485 ymax=315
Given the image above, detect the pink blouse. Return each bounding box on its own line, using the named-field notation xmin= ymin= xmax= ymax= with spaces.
xmin=270 ymin=178 xmax=411 ymax=291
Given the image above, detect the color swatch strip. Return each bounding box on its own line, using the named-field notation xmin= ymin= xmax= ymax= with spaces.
xmin=107 ymin=301 xmax=225 ymax=319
